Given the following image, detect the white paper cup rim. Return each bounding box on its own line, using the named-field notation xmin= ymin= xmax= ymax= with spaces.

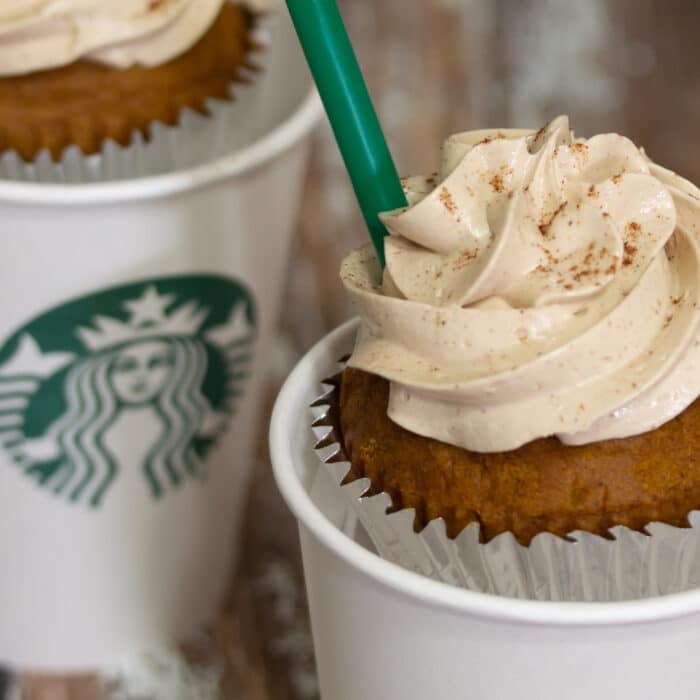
xmin=0 ymin=88 xmax=322 ymax=206
xmin=271 ymin=318 xmax=700 ymax=628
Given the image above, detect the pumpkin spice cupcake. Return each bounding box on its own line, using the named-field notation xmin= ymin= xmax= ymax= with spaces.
xmin=317 ymin=115 xmax=700 ymax=598
xmin=339 ymin=367 xmax=700 ymax=546
xmin=0 ymin=0 xmax=277 ymax=179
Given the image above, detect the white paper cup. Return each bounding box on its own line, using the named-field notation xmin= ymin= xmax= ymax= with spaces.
xmin=0 ymin=13 xmax=322 ymax=671
xmin=271 ymin=320 xmax=700 ymax=700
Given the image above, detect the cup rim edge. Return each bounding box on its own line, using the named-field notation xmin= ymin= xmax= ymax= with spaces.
xmin=0 ymin=88 xmax=323 ymax=206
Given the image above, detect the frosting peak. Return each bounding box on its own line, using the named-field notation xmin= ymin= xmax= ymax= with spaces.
xmin=342 ymin=116 xmax=700 ymax=452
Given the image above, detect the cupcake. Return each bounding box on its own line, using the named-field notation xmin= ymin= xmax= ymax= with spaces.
xmin=0 ymin=0 xmax=276 ymax=178
xmin=320 ymin=115 xmax=700 ymax=598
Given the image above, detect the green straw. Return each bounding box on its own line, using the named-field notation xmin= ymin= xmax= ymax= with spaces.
xmin=286 ymin=0 xmax=407 ymax=267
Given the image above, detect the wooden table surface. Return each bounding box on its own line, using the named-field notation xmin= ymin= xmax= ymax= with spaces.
xmin=11 ymin=1 xmax=700 ymax=697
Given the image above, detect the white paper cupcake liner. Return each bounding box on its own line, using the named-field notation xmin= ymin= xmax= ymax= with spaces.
xmin=0 ymin=14 xmax=274 ymax=184
xmin=311 ymin=368 xmax=700 ymax=602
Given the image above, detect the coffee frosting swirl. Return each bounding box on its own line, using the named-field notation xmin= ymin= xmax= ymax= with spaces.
xmin=341 ymin=116 xmax=700 ymax=452
xmin=0 ymin=0 xmax=228 ymax=76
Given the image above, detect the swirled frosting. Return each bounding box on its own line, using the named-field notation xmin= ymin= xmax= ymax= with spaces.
xmin=341 ymin=116 xmax=700 ymax=452
xmin=0 ymin=0 xmax=229 ymax=76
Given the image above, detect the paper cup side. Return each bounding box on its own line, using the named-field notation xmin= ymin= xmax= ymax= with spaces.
xmin=272 ymin=324 xmax=700 ymax=699
xmin=298 ymin=520 xmax=700 ymax=700
xmin=0 ymin=90 xmax=316 ymax=671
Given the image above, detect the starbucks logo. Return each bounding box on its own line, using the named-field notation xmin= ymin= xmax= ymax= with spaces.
xmin=0 ymin=275 xmax=256 ymax=508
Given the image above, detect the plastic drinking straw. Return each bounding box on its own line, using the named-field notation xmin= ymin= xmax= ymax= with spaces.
xmin=286 ymin=0 xmax=407 ymax=267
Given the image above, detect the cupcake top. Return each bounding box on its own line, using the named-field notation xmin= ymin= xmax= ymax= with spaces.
xmin=341 ymin=116 xmax=700 ymax=452
xmin=0 ymin=0 xmax=265 ymax=76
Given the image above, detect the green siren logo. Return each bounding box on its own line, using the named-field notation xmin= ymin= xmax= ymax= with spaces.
xmin=0 ymin=275 xmax=256 ymax=508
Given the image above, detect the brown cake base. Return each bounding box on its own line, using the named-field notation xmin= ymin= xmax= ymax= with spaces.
xmin=339 ymin=367 xmax=700 ymax=545
xmin=0 ymin=3 xmax=255 ymax=161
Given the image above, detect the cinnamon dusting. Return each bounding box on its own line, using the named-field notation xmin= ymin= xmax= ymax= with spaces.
xmin=538 ymin=201 xmax=567 ymax=236
xmin=623 ymin=241 xmax=638 ymax=267
xmin=452 ymin=248 xmax=479 ymax=271
xmin=439 ymin=186 xmax=459 ymax=220
xmin=490 ymin=174 xmax=505 ymax=193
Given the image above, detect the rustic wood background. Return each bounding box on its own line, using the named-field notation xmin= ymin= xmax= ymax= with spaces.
xmin=13 ymin=1 xmax=700 ymax=697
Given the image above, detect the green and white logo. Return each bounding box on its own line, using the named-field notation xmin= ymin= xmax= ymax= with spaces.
xmin=0 ymin=275 xmax=256 ymax=508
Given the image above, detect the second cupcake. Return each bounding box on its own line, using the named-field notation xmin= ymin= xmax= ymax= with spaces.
xmin=0 ymin=0 xmax=273 ymax=178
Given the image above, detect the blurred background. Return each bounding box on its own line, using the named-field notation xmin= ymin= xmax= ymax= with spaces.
xmin=16 ymin=1 xmax=700 ymax=698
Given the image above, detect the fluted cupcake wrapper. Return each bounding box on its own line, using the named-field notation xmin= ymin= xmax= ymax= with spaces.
xmin=0 ymin=24 xmax=273 ymax=184
xmin=311 ymin=370 xmax=700 ymax=602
